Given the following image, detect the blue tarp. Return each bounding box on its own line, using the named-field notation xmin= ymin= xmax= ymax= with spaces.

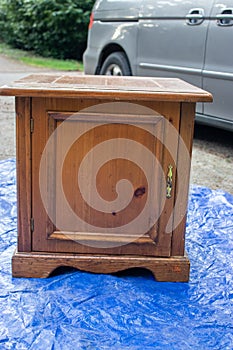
xmin=0 ymin=158 xmax=233 ymax=350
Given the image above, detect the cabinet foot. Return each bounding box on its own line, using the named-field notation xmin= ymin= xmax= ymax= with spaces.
xmin=12 ymin=250 xmax=190 ymax=282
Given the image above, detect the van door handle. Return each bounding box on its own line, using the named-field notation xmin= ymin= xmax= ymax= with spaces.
xmin=186 ymin=8 xmax=204 ymax=25
xmin=217 ymin=9 xmax=233 ymax=26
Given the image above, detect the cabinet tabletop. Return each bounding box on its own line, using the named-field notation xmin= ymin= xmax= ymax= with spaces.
xmin=0 ymin=74 xmax=212 ymax=102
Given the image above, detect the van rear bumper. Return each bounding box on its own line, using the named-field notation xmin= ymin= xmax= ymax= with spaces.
xmin=83 ymin=48 xmax=100 ymax=75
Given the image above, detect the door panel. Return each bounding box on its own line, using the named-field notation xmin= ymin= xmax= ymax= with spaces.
xmin=32 ymin=98 xmax=179 ymax=257
xmin=203 ymin=0 xmax=233 ymax=122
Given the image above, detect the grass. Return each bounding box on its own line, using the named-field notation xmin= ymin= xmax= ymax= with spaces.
xmin=0 ymin=41 xmax=83 ymax=71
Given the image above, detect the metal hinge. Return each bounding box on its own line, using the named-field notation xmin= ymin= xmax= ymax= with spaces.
xmin=30 ymin=118 xmax=34 ymax=133
xmin=30 ymin=217 xmax=34 ymax=232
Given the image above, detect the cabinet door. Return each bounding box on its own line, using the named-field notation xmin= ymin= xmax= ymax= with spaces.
xmin=31 ymin=98 xmax=179 ymax=257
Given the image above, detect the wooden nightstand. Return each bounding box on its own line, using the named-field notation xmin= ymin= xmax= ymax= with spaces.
xmin=0 ymin=75 xmax=212 ymax=281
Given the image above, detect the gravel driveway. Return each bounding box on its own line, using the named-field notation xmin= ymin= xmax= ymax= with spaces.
xmin=0 ymin=54 xmax=232 ymax=194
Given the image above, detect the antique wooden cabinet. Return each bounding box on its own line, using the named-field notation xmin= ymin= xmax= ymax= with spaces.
xmin=0 ymin=75 xmax=212 ymax=281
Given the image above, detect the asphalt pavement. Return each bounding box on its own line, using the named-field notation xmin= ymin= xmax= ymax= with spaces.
xmin=0 ymin=54 xmax=232 ymax=194
xmin=0 ymin=54 xmax=56 ymax=161
xmin=0 ymin=54 xmax=47 ymax=84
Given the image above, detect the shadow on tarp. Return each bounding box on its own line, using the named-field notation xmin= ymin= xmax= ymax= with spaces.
xmin=0 ymin=158 xmax=232 ymax=350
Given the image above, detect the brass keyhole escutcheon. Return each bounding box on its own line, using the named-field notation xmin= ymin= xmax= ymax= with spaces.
xmin=166 ymin=165 xmax=173 ymax=199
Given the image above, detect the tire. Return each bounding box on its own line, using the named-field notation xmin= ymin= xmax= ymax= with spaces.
xmin=99 ymin=52 xmax=132 ymax=76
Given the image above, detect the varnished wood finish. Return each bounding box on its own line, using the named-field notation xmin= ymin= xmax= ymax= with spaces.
xmin=171 ymin=103 xmax=196 ymax=256
xmin=0 ymin=74 xmax=212 ymax=102
xmin=30 ymin=98 xmax=180 ymax=257
xmin=16 ymin=97 xmax=32 ymax=252
xmin=12 ymin=250 xmax=190 ymax=282
xmin=0 ymin=74 xmax=212 ymax=281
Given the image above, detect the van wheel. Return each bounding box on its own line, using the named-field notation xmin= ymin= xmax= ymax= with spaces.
xmin=100 ymin=52 xmax=132 ymax=76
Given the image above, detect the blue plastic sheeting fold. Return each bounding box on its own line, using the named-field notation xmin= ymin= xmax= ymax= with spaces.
xmin=0 ymin=158 xmax=233 ymax=350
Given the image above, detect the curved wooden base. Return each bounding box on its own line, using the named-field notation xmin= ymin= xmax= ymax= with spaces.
xmin=12 ymin=250 xmax=190 ymax=282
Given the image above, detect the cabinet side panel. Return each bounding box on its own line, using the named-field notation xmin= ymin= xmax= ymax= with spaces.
xmin=16 ymin=97 xmax=32 ymax=252
xmin=171 ymin=102 xmax=195 ymax=256
xmin=139 ymin=101 xmax=181 ymax=256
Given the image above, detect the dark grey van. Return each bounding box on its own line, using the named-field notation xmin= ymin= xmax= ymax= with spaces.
xmin=83 ymin=0 xmax=233 ymax=131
